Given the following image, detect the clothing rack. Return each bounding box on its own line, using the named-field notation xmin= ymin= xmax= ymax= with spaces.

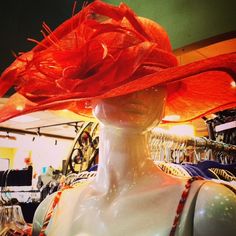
xmin=0 ymin=166 xmax=33 ymax=187
xmin=0 ymin=190 xmax=40 ymax=193
xmin=191 ymin=137 xmax=236 ymax=152
xmin=150 ymin=129 xmax=236 ymax=153
xmin=0 ymin=127 xmax=74 ymax=140
xmin=0 ymin=189 xmax=40 ymax=204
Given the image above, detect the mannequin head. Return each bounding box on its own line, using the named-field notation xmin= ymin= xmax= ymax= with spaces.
xmin=92 ymin=86 xmax=167 ymax=131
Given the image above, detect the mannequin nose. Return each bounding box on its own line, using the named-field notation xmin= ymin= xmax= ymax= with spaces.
xmin=127 ymin=89 xmax=151 ymax=103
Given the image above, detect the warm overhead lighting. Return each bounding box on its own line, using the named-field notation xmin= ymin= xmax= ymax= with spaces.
xmin=163 ymin=115 xmax=181 ymax=121
xmin=168 ymin=124 xmax=195 ymax=137
xmin=211 ymin=114 xmax=217 ymax=119
xmin=152 ymin=127 xmax=167 ymax=133
xmin=16 ymin=105 xmax=24 ymax=111
xmin=231 ymin=81 xmax=236 ymax=88
xmin=10 ymin=115 xmax=40 ymax=123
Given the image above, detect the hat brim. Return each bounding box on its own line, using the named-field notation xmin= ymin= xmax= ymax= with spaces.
xmin=0 ymin=52 xmax=235 ymax=123
xmin=0 ymin=1 xmax=235 ymax=123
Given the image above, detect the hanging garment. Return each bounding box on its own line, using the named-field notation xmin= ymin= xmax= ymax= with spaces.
xmin=0 ymin=205 xmax=32 ymax=236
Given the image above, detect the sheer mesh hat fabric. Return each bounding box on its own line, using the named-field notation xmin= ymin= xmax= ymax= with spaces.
xmin=0 ymin=0 xmax=235 ymax=123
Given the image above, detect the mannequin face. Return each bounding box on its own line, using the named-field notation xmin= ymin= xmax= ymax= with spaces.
xmin=92 ymin=86 xmax=167 ymax=130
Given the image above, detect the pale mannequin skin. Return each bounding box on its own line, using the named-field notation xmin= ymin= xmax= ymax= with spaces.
xmin=33 ymin=87 xmax=236 ymax=236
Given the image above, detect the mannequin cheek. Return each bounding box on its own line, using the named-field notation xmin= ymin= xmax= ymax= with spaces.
xmin=92 ymin=101 xmax=124 ymax=126
xmin=145 ymin=98 xmax=166 ymax=129
xmin=92 ymin=101 xmax=145 ymax=128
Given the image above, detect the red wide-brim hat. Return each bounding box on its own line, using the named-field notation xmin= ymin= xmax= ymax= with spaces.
xmin=0 ymin=0 xmax=235 ymax=123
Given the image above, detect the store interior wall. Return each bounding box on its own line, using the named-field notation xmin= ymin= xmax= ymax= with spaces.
xmin=0 ymin=147 xmax=16 ymax=169
xmin=0 ymin=0 xmax=93 ymax=80
xmin=106 ymin=0 xmax=236 ymax=50
xmin=0 ymin=136 xmax=73 ymax=176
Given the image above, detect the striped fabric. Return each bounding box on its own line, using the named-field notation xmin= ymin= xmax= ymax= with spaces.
xmin=40 ymin=186 xmax=72 ymax=236
xmin=169 ymin=176 xmax=204 ymax=236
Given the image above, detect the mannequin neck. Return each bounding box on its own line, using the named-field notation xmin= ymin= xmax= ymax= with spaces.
xmin=93 ymin=124 xmax=158 ymax=193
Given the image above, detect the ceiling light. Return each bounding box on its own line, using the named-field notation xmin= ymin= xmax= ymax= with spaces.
xmin=152 ymin=127 xmax=167 ymax=133
xmin=231 ymin=81 xmax=236 ymax=88
xmin=16 ymin=105 xmax=24 ymax=111
xmin=168 ymin=124 xmax=195 ymax=137
xmin=163 ymin=115 xmax=181 ymax=121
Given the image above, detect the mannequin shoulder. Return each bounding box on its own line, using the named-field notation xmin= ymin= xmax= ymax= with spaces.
xmin=32 ymin=192 xmax=56 ymax=236
xmin=32 ymin=183 xmax=91 ymax=236
xmin=194 ymin=181 xmax=236 ymax=236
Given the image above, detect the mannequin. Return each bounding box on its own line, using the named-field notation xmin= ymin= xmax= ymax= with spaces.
xmin=0 ymin=1 xmax=235 ymax=235
xmin=32 ymin=87 xmax=236 ymax=236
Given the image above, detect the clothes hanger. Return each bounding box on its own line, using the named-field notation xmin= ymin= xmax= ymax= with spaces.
xmin=1 ymin=170 xmax=9 ymax=205
xmin=209 ymin=168 xmax=236 ymax=181
xmin=2 ymin=170 xmax=12 ymax=204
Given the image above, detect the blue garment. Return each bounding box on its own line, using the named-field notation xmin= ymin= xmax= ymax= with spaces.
xmin=196 ymin=160 xmax=236 ymax=177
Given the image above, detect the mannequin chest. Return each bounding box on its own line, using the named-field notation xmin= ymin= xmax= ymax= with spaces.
xmin=46 ymin=178 xmax=196 ymax=236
